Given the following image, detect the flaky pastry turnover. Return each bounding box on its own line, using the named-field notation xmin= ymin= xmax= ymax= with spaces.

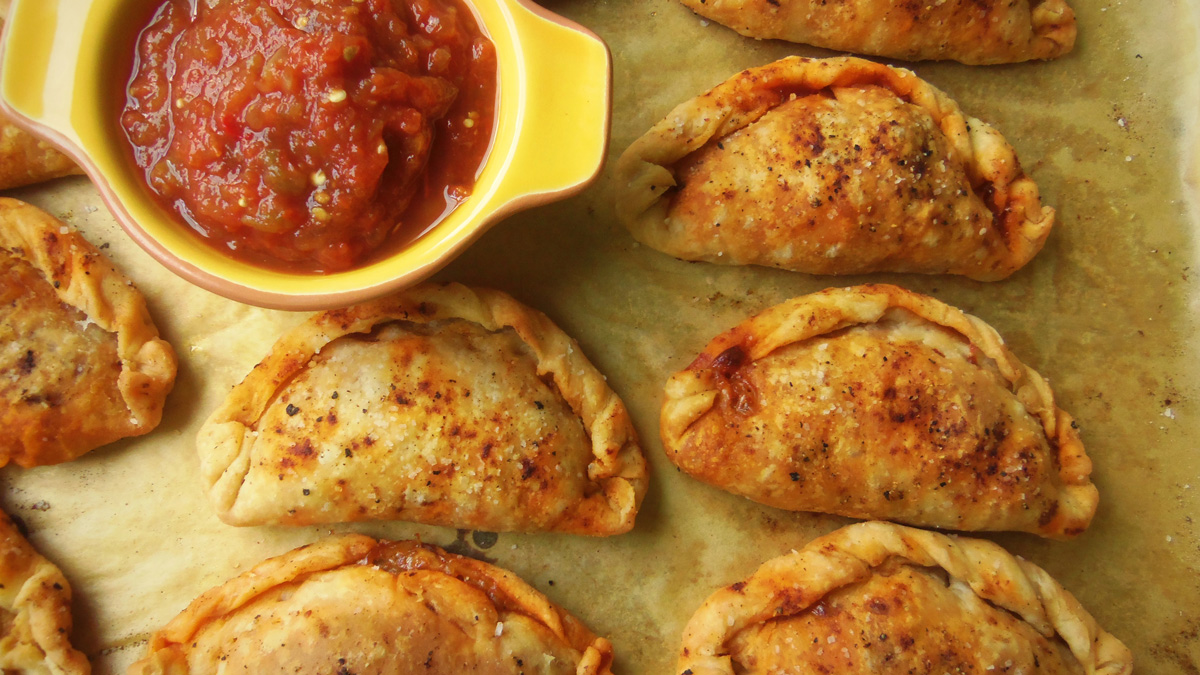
xmin=662 ymin=284 xmax=1097 ymax=538
xmin=197 ymin=282 xmax=647 ymax=534
xmin=674 ymin=0 xmax=1075 ymax=64
xmin=0 ymin=117 xmax=81 ymax=191
xmin=129 ymin=535 xmax=615 ymax=675
xmin=616 ymin=57 xmax=1053 ymax=281
xmin=0 ymin=198 xmax=177 ymax=467
xmin=676 ymin=521 xmax=1131 ymax=675
xmin=0 ymin=512 xmax=90 ymax=675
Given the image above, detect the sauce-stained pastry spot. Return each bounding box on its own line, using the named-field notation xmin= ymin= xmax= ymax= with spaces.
xmin=675 ymin=0 xmax=1075 ymax=64
xmin=676 ymin=521 xmax=1132 ymax=675
xmin=662 ymin=284 xmax=1097 ymax=539
xmin=0 ymin=511 xmax=91 ymax=675
xmin=0 ymin=198 xmax=177 ymax=468
xmin=197 ymin=282 xmax=647 ymax=534
xmin=128 ymin=535 xmax=615 ymax=675
xmin=616 ymin=57 xmax=1053 ymax=281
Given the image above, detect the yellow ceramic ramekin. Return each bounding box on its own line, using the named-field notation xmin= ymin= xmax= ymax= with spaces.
xmin=0 ymin=0 xmax=610 ymax=310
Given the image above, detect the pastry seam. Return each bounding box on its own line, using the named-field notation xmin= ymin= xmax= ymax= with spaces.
xmin=198 ymin=282 xmax=646 ymax=534
xmin=676 ymin=521 xmax=1132 ymax=675
xmin=661 ymin=283 xmax=1097 ymax=537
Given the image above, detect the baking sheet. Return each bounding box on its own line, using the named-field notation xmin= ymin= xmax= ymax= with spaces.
xmin=3 ymin=0 xmax=1199 ymax=671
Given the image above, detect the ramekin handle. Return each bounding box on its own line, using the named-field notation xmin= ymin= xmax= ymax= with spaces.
xmin=493 ymin=2 xmax=611 ymax=205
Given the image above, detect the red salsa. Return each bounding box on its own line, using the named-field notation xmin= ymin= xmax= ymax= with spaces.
xmin=121 ymin=0 xmax=497 ymax=272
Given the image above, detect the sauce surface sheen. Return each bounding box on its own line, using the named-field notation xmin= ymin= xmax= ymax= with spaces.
xmin=121 ymin=0 xmax=497 ymax=272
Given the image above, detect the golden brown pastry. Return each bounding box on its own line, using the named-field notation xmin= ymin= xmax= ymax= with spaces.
xmin=616 ymin=57 xmax=1053 ymax=281
xmin=0 ymin=511 xmax=91 ymax=675
xmin=129 ymin=535 xmax=614 ymax=675
xmin=676 ymin=521 xmax=1132 ymax=675
xmin=0 ymin=118 xmax=82 ymax=192
xmin=197 ymin=282 xmax=647 ymax=534
xmin=674 ymin=0 xmax=1075 ymax=64
xmin=661 ymin=284 xmax=1097 ymax=538
xmin=0 ymin=198 xmax=177 ymax=468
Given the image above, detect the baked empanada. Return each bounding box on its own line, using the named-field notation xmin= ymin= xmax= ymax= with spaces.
xmin=661 ymin=284 xmax=1097 ymax=538
xmin=676 ymin=521 xmax=1131 ymax=675
xmin=0 ymin=511 xmax=91 ymax=675
xmin=0 ymin=117 xmax=82 ymax=192
xmin=616 ymin=57 xmax=1053 ymax=281
xmin=674 ymin=0 xmax=1075 ymax=64
xmin=0 ymin=198 xmax=177 ymax=468
xmin=197 ymin=282 xmax=647 ymax=534
xmin=129 ymin=535 xmax=614 ymax=675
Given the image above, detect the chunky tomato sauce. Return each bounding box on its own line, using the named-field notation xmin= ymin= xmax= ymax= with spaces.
xmin=122 ymin=0 xmax=496 ymax=272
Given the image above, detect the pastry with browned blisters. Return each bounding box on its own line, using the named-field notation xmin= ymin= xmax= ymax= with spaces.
xmin=662 ymin=284 xmax=1097 ymax=539
xmin=197 ymin=282 xmax=647 ymax=534
xmin=674 ymin=0 xmax=1075 ymax=64
xmin=676 ymin=521 xmax=1131 ymax=675
xmin=0 ymin=511 xmax=91 ymax=675
xmin=0 ymin=198 xmax=177 ymax=468
xmin=129 ymin=535 xmax=614 ymax=675
xmin=616 ymin=57 xmax=1053 ymax=281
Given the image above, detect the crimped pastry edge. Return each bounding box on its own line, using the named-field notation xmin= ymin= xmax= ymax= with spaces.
xmin=0 ymin=197 xmax=177 ymax=467
xmin=128 ymin=535 xmax=615 ymax=675
xmin=0 ymin=511 xmax=91 ymax=675
xmin=615 ymin=56 xmax=1054 ymax=281
xmin=661 ymin=283 xmax=1097 ymax=538
xmin=676 ymin=521 xmax=1131 ymax=675
xmin=197 ymin=281 xmax=647 ymax=535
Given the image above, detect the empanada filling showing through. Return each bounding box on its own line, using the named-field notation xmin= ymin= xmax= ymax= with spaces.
xmin=240 ymin=318 xmax=594 ymax=524
xmin=727 ymin=561 xmax=1085 ymax=673
xmin=0 ymin=253 xmax=124 ymax=423
xmin=668 ymin=84 xmax=999 ymax=264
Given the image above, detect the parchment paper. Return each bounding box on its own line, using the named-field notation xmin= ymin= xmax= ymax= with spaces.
xmin=2 ymin=0 xmax=1198 ymax=672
